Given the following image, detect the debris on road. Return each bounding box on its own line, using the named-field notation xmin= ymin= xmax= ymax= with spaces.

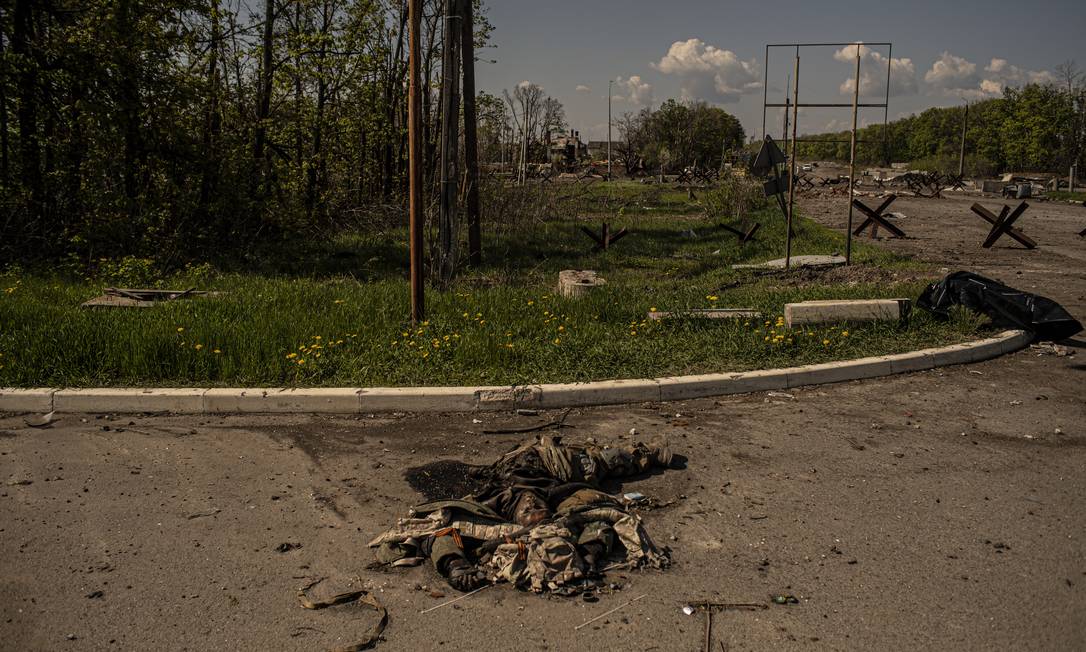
xmin=918 ymin=271 xmax=1083 ymax=341
xmin=24 ymin=411 xmax=57 ymax=428
xmin=574 ymin=593 xmax=647 ymax=630
xmin=297 ymin=577 xmax=387 ymax=650
xmin=372 ymin=434 xmax=680 ymax=596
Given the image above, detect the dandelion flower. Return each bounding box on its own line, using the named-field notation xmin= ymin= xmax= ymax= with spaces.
xmin=822 ymin=339 xmax=830 ymax=345
xmin=194 ymin=344 xmax=203 ymax=351
xmin=298 ymin=359 xmax=306 ymax=365
xmin=553 ymin=337 xmax=561 ymax=345
xmin=650 ymin=306 xmax=657 ymax=312
xmin=177 ymin=327 xmax=184 ymax=333
xmin=841 ymin=330 xmax=849 ymax=337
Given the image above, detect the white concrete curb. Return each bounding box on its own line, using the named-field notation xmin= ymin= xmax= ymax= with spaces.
xmin=0 ymin=329 xmax=1032 ymax=415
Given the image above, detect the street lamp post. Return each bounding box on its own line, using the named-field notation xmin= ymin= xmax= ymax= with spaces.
xmin=607 ymin=79 xmax=613 ymax=181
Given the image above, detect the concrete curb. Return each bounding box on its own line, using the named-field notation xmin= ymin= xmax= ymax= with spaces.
xmin=0 ymin=329 xmax=1032 ymax=415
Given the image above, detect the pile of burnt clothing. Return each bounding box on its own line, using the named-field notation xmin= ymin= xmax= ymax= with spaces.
xmin=369 ymin=435 xmax=678 ymax=595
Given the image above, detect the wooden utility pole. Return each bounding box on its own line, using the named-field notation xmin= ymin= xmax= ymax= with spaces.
xmin=845 ymin=46 xmax=861 ymax=265
xmin=460 ymin=0 xmax=481 ymax=266
xmin=785 ymin=54 xmax=799 ymax=269
xmin=958 ymin=102 xmax=969 ymax=177
xmin=408 ymin=0 xmax=424 ymax=323
xmin=438 ymin=0 xmax=461 ymax=282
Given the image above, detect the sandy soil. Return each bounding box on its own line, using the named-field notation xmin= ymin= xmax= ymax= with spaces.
xmin=1 ymin=192 xmax=1084 ymax=651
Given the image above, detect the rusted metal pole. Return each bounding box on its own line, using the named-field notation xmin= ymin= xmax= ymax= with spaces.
xmin=846 ymin=45 xmax=861 ymax=265
xmin=785 ymin=53 xmax=799 ymax=269
xmin=408 ymin=0 xmax=424 ymax=323
xmin=460 ymin=0 xmax=481 ymax=266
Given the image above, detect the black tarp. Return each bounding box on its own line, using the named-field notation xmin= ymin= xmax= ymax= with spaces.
xmin=918 ymin=271 xmax=1083 ymax=341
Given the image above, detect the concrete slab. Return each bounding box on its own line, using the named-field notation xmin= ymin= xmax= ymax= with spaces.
xmin=358 ymin=387 xmax=477 ymax=413
xmin=203 ymin=388 xmax=361 ymax=413
xmin=474 ymin=386 xmax=543 ymax=410
xmin=785 ymin=298 xmax=909 ymax=327
xmin=54 ymin=388 xmax=206 ymax=413
xmin=658 ymin=369 xmax=787 ymax=401
xmin=648 ymin=309 xmax=762 ymax=321
xmin=732 ymin=254 xmax=846 ymax=270
xmin=537 ymin=379 xmax=660 ymax=408
xmin=0 ymin=388 xmax=56 ymax=414
xmin=786 ymin=357 xmax=895 ymax=388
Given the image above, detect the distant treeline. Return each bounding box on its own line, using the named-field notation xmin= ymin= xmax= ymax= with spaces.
xmin=793 ymin=83 xmax=1085 ymax=175
xmin=0 ymin=0 xmax=491 ymax=266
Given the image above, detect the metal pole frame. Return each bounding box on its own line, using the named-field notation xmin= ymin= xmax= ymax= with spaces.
xmin=762 ymin=42 xmax=893 ymax=266
xmin=607 ymin=79 xmax=613 ymax=181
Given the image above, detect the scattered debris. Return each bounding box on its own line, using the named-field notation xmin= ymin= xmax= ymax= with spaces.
xmin=24 ymin=411 xmax=57 ymax=428
xmin=81 ymin=287 xmax=221 ymax=309
xmin=186 ymin=508 xmax=221 ymax=520
xmin=419 ymin=583 xmax=493 ymax=614
xmin=86 ymin=590 xmax=104 ymax=599
xmin=297 ymin=578 xmax=387 ymax=650
xmin=574 ymin=593 xmax=647 ymax=630
xmin=766 ymin=392 xmax=795 ymax=400
xmin=276 ymin=542 xmax=302 ymax=553
xmin=771 ymin=594 xmax=800 ymax=605
xmin=373 ymin=434 xmax=680 ymax=596
xmin=516 ymin=409 xmax=539 ymax=417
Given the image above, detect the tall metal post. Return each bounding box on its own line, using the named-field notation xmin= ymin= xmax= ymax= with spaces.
xmin=845 ymin=46 xmax=861 ymax=265
xmin=407 ymin=0 xmax=424 ymax=322
xmin=607 ymin=79 xmax=613 ymax=180
xmin=958 ymin=101 xmax=969 ymax=177
xmin=786 ymin=54 xmax=800 ymax=269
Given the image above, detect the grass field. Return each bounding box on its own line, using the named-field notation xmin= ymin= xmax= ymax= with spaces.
xmin=0 ymin=182 xmax=985 ymax=387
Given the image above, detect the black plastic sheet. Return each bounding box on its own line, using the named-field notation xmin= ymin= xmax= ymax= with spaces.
xmin=918 ymin=271 xmax=1082 ymax=341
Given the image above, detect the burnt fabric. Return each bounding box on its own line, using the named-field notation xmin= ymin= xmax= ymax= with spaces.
xmin=368 ymin=435 xmax=675 ymax=595
xmin=918 ymin=271 xmax=1082 ymax=341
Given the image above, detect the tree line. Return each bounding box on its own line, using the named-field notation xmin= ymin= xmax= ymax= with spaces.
xmin=795 ymin=68 xmax=1085 ymax=176
xmin=0 ymin=0 xmax=495 ymax=265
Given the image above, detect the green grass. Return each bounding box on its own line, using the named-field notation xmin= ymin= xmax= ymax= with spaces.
xmin=1047 ymin=190 xmax=1086 ymax=202
xmin=0 ymin=184 xmax=983 ymax=387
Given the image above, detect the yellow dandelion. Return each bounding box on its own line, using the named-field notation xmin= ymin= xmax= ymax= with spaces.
xmin=527 ymin=300 xmax=535 ymax=306
xmin=822 ymin=339 xmax=831 ymax=345
xmin=314 ymin=335 xmax=322 ymax=340
xmin=553 ymin=337 xmax=561 ymax=345
xmin=194 ymin=344 xmax=203 ymax=351
xmin=287 ymin=353 xmax=297 ymax=359
xmin=177 ymin=327 xmax=184 ymax=333
xmin=650 ymin=306 xmax=657 ymax=312
xmin=841 ymin=330 xmax=849 ymax=337
xmin=558 ymin=325 xmax=565 ymax=332
xmin=298 ymin=359 xmax=306 ymax=365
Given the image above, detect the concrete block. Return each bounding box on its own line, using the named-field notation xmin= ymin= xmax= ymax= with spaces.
xmin=997 ymin=330 xmax=1032 ymax=354
xmin=0 ymin=388 xmax=56 ymax=414
xmin=557 ymin=270 xmax=606 ymax=298
xmin=204 ymin=388 xmax=361 ymax=413
xmin=648 ymin=309 xmax=761 ymax=321
xmin=658 ymin=369 xmax=787 ymax=401
xmin=55 ymin=388 xmax=206 ymax=413
xmin=887 ymin=350 xmax=936 ymax=374
xmin=474 ymin=385 xmax=543 ymax=410
xmin=785 ymin=298 xmax=909 ymax=327
xmin=358 ymin=387 xmax=477 ymax=413
xmin=786 ymin=356 xmax=894 ymax=388
xmin=538 ymin=379 xmax=660 ymax=408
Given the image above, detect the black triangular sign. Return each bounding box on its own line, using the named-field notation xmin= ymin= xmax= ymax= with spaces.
xmin=751 ymin=136 xmax=786 ymax=177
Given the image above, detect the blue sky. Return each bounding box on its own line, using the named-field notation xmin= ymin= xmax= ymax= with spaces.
xmin=474 ymin=0 xmax=1086 ymax=140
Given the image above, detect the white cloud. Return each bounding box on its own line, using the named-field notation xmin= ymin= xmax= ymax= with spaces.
xmin=575 ymin=84 xmax=592 ymax=93
xmin=611 ymin=75 xmax=654 ymax=106
xmin=834 ymin=44 xmax=917 ymax=97
xmin=922 ymin=52 xmax=1054 ymax=100
xmin=652 ymin=38 xmax=761 ymax=103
